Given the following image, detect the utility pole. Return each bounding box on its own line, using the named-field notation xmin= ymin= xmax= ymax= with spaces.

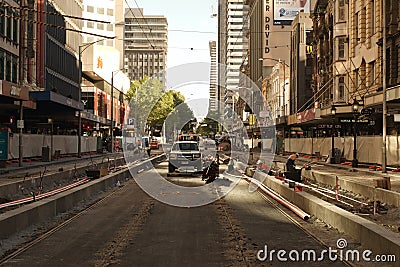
xmin=111 ymin=73 xmax=114 ymax=154
xmin=18 ymin=0 xmax=27 ymax=167
xmin=282 ymin=60 xmax=286 ymax=117
xmin=78 ymin=46 xmax=82 ymax=158
xmin=382 ymin=0 xmax=387 ymax=173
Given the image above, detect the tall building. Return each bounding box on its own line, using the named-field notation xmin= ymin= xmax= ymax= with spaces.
xmin=209 ymin=41 xmax=218 ymax=112
xmin=218 ymin=0 xmax=228 ymax=121
xmin=218 ymin=0 xmax=248 ymax=129
xmin=80 ymin=0 xmax=130 ymax=132
xmin=290 ymin=12 xmax=313 ymax=114
xmin=0 ymin=0 xmax=33 ymax=131
xmin=29 ymin=0 xmax=83 ymax=132
xmin=124 ymin=8 xmax=167 ymax=84
xmin=82 ymin=0 xmax=116 ymax=46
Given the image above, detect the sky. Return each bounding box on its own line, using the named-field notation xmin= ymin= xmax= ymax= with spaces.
xmin=128 ymin=0 xmax=218 ymax=67
xmin=127 ymin=0 xmax=218 ymax=118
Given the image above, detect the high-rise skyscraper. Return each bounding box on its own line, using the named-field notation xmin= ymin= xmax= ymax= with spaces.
xmin=218 ymin=0 xmax=248 ymax=128
xmin=209 ymin=41 xmax=218 ymax=112
xmin=123 ymin=8 xmax=168 ymax=84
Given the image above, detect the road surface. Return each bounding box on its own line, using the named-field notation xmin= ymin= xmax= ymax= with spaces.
xmin=1 ymin=160 xmax=350 ymax=266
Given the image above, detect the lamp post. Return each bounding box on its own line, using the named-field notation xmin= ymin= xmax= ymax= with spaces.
xmin=330 ymin=105 xmax=336 ymax=164
xmin=352 ymin=99 xmax=360 ymax=167
xmin=48 ymin=118 xmax=53 ymax=162
xmin=78 ymin=37 xmax=115 ymax=157
xmin=111 ymin=69 xmax=124 ymax=154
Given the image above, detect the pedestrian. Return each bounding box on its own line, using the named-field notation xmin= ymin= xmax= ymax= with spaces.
xmin=285 ymin=153 xmax=302 ymax=182
xmin=286 ymin=153 xmax=298 ymax=172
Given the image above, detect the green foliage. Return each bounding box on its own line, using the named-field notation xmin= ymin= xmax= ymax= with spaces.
xmin=196 ymin=117 xmax=218 ymax=137
xmin=125 ymin=77 xmax=196 ymax=136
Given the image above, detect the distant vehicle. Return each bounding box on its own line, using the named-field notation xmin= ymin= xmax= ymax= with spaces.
xmin=150 ymin=139 xmax=159 ymax=149
xmin=168 ymin=141 xmax=202 ymax=175
xmin=177 ymin=134 xmax=201 ymax=143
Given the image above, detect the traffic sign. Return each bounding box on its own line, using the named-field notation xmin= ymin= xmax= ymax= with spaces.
xmin=17 ymin=120 xmax=24 ymax=129
xmin=361 ymin=108 xmax=373 ymax=115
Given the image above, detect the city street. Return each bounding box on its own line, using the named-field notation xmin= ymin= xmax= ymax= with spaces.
xmin=0 ymin=158 xmax=355 ymax=267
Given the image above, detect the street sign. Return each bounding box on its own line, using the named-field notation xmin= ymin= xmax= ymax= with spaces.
xmin=17 ymin=120 xmax=24 ymax=129
xmin=361 ymin=108 xmax=373 ymax=115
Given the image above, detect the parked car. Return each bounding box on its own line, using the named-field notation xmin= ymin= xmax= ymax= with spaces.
xmin=168 ymin=141 xmax=202 ymax=175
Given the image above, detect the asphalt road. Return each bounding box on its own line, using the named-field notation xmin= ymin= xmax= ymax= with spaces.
xmin=1 ymin=160 xmax=349 ymax=267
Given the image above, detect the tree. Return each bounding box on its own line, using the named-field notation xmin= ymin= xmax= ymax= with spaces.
xmin=125 ymin=78 xmax=196 ymax=138
xmin=125 ymin=76 xmax=164 ymax=135
xmin=163 ymin=91 xmax=196 ymax=140
xmin=196 ymin=117 xmax=218 ymax=137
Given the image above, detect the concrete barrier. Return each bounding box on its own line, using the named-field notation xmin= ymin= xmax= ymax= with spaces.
xmin=0 ymin=154 xmax=165 ymax=240
xmin=253 ymin=171 xmax=400 ymax=261
xmin=273 ymin=159 xmax=400 ymax=208
xmin=302 ymin=169 xmax=400 ymax=208
xmin=0 ymin=156 xmax=126 ymax=200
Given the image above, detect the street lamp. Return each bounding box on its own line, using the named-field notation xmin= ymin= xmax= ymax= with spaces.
xmin=330 ymin=105 xmax=336 ymax=164
xmin=48 ymin=118 xmax=53 ymax=161
xmin=78 ymin=37 xmax=115 ymax=157
xmin=352 ymin=98 xmax=360 ymax=167
xmin=110 ymin=69 xmax=124 ymax=154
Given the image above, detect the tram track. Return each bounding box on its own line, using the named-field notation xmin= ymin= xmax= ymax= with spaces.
xmin=0 ymin=153 xmax=166 ymax=265
xmin=0 ymin=177 xmax=134 ymax=265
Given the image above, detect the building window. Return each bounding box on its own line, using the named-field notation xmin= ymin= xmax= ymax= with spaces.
xmin=6 ymin=14 xmax=11 ymax=39
xmin=338 ymin=0 xmax=345 ymax=21
xmin=12 ymin=13 xmax=18 ymax=43
xmin=97 ymin=23 xmax=104 ymax=30
xmin=338 ymin=37 xmax=346 ymax=59
xmin=370 ymin=0 xmax=375 ymax=35
xmin=87 ymin=6 xmax=94 ymax=13
xmin=354 ymin=70 xmax=359 ymax=90
xmin=12 ymin=55 xmax=17 ymax=83
xmin=107 ymin=8 xmax=113 ymax=16
xmin=0 ymin=51 xmax=4 ymax=80
xmin=87 ymin=21 xmax=94 ymax=28
xmin=338 ymin=75 xmax=345 ymax=101
xmin=97 ymin=7 xmax=104 ymax=15
xmin=0 ymin=8 xmax=4 ymax=37
xmin=107 ymin=40 xmax=113 ymax=47
xmin=355 ymin=12 xmax=359 ymax=43
xmin=369 ymin=61 xmax=375 ymax=86
xmin=393 ymin=46 xmax=398 ymax=80
xmin=5 ymin=54 xmax=11 ymax=81
xmin=107 ymin=24 xmax=113 ymax=31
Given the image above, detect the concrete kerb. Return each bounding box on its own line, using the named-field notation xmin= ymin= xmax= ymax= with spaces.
xmin=252 ymin=171 xmax=400 ymax=260
xmin=0 ymin=154 xmax=166 ymax=240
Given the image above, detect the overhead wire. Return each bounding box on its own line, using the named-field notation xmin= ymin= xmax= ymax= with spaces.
xmin=0 ymin=2 xmax=112 ymax=24
xmin=0 ymin=13 xmax=113 ymax=38
xmin=124 ymin=0 xmax=156 ymax=50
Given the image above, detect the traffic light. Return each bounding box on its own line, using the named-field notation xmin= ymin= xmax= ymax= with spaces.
xmin=249 ymin=114 xmax=256 ymax=125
